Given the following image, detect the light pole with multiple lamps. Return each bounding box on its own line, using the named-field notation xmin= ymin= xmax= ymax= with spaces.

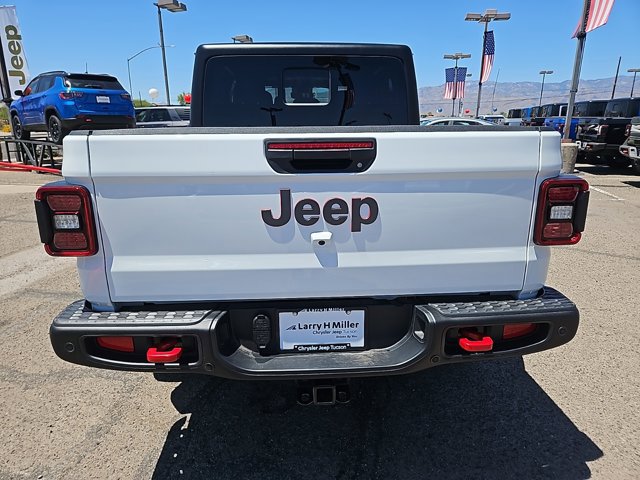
xmin=538 ymin=70 xmax=553 ymax=107
xmin=444 ymin=52 xmax=471 ymax=116
xmin=154 ymin=0 xmax=186 ymax=105
xmin=127 ymin=45 xmax=174 ymax=102
xmin=465 ymin=9 xmax=510 ymax=117
xmin=628 ymin=68 xmax=640 ymax=97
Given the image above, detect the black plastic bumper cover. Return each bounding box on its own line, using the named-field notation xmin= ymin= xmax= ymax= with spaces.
xmin=50 ymin=287 xmax=579 ymax=380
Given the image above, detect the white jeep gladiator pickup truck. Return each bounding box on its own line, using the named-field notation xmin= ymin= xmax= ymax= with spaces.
xmin=35 ymin=44 xmax=589 ymax=400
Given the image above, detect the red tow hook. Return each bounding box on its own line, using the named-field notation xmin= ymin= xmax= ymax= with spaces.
xmin=147 ymin=338 xmax=183 ymax=363
xmin=458 ymin=328 xmax=494 ymax=352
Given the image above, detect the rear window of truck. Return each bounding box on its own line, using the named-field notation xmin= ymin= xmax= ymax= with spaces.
xmin=574 ymin=101 xmax=607 ymax=117
xmin=604 ymin=99 xmax=640 ymax=118
xmin=201 ymin=55 xmax=408 ymax=126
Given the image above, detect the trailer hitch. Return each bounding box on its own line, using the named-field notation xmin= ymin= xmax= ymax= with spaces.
xmin=297 ymin=380 xmax=351 ymax=406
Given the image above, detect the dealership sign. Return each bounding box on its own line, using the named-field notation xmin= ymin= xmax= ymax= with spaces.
xmin=0 ymin=6 xmax=30 ymax=101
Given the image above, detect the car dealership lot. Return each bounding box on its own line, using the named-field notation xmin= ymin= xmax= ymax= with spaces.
xmin=0 ymin=166 xmax=638 ymax=479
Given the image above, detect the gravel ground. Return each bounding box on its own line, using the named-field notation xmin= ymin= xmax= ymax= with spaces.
xmin=0 ymin=165 xmax=638 ymax=480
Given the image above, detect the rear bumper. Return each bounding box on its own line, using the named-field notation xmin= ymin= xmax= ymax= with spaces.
xmin=620 ymin=144 xmax=639 ymax=160
xmin=577 ymin=141 xmax=607 ymax=153
xmin=61 ymin=115 xmax=135 ymax=130
xmin=50 ymin=287 xmax=579 ymax=380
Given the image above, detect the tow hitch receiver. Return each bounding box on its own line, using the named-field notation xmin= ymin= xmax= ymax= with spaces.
xmin=458 ymin=328 xmax=494 ymax=352
xmin=147 ymin=338 xmax=183 ymax=363
xmin=297 ymin=380 xmax=351 ymax=406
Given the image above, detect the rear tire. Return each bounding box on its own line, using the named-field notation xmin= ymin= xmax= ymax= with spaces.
xmin=632 ymin=160 xmax=640 ymax=175
xmin=11 ymin=114 xmax=30 ymax=141
xmin=47 ymin=114 xmax=68 ymax=145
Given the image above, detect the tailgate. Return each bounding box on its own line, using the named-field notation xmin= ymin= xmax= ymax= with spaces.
xmin=82 ymin=129 xmax=549 ymax=303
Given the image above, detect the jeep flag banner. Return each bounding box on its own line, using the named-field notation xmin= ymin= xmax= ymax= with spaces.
xmin=0 ymin=6 xmax=30 ymax=101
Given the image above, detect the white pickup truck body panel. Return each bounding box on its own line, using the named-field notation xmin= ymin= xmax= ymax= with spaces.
xmin=63 ymin=129 xmax=561 ymax=308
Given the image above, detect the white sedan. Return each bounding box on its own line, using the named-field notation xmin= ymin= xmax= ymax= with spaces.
xmin=420 ymin=117 xmax=495 ymax=126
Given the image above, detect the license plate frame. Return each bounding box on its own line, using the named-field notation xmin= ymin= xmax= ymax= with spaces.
xmin=279 ymin=308 xmax=365 ymax=353
xmin=96 ymin=95 xmax=110 ymax=104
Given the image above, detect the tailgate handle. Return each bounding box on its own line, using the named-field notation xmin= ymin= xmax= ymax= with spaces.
xmin=264 ymin=139 xmax=376 ymax=174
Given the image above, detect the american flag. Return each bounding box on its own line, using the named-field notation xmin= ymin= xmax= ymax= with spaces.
xmin=444 ymin=67 xmax=468 ymax=99
xmin=572 ymin=0 xmax=615 ymax=37
xmin=480 ymin=31 xmax=494 ymax=84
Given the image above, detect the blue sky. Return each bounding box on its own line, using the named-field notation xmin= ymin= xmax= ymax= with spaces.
xmin=7 ymin=0 xmax=639 ymax=104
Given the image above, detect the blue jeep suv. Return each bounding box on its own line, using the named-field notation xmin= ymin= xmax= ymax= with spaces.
xmin=10 ymin=71 xmax=135 ymax=144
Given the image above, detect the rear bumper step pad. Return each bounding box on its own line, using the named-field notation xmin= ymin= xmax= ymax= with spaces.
xmin=50 ymin=287 xmax=579 ymax=380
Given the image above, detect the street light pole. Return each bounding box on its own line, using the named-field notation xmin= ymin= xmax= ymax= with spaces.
xmin=629 ymin=68 xmax=640 ymax=98
xmin=127 ymin=45 xmax=174 ymax=99
xmin=444 ymin=53 xmax=471 ymax=116
xmin=154 ymin=0 xmax=186 ymax=105
xmin=538 ymin=70 xmax=553 ymax=107
xmin=465 ymin=9 xmax=511 ymax=118
xmin=157 ymin=5 xmax=170 ymax=105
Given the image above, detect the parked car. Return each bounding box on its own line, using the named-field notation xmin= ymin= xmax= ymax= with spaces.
xmin=478 ymin=114 xmax=505 ymax=124
xmin=9 ymin=71 xmax=135 ymax=144
xmin=542 ymin=103 xmax=568 ymax=136
xmin=420 ymin=117 xmax=494 ymax=126
xmin=577 ymin=97 xmax=640 ymax=167
xmin=135 ymin=105 xmax=190 ymax=128
xmin=618 ymin=116 xmax=640 ymax=173
xmin=545 ymin=100 xmax=608 ymax=139
xmin=505 ymin=108 xmax=523 ymax=126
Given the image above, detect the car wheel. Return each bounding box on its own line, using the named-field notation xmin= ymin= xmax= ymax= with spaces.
xmin=47 ymin=114 xmax=68 ymax=145
xmin=11 ymin=114 xmax=30 ymax=141
xmin=632 ymin=160 xmax=640 ymax=175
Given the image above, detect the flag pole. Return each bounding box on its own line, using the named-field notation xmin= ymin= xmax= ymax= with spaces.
xmin=563 ymin=0 xmax=590 ymax=140
xmin=452 ymin=59 xmax=459 ymax=116
xmin=475 ymin=20 xmax=489 ymax=118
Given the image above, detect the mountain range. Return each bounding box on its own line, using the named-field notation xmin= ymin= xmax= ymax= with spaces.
xmin=419 ymin=75 xmax=636 ymax=116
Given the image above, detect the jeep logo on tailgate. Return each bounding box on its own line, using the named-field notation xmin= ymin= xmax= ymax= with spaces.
xmin=261 ymin=189 xmax=379 ymax=232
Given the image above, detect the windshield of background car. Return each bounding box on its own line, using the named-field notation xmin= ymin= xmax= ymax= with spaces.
xmin=135 ymin=109 xmax=171 ymax=122
xmin=202 ymin=55 xmax=409 ymax=126
xmin=64 ymin=74 xmax=124 ymax=90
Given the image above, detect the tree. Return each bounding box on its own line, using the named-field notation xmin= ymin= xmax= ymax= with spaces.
xmin=177 ymin=93 xmax=191 ymax=105
xmin=133 ymin=99 xmax=152 ymax=107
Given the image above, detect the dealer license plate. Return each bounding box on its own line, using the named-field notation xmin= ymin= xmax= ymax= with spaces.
xmin=96 ymin=95 xmax=110 ymax=103
xmin=279 ymin=309 xmax=365 ymax=353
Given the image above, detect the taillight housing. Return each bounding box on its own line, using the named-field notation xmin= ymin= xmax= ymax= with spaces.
xmin=59 ymin=91 xmax=84 ymax=100
xmin=534 ymin=177 xmax=589 ymax=246
xmin=34 ymin=185 xmax=98 ymax=256
xmin=596 ymin=124 xmax=608 ymax=136
xmin=120 ymin=93 xmax=131 ymax=100
xmin=625 ymin=124 xmax=631 ymax=137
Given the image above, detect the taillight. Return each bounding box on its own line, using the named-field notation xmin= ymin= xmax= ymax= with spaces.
xmin=625 ymin=124 xmax=631 ymax=137
xmin=121 ymin=93 xmax=131 ymax=100
xmin=534 ymin=177 xmax=589 ymax=246
xmin=597 ymin=124 xmax=608 ymax=136
xmin=59 ymin=91 xmax=84 ymax=100
xmin=34 ymin=185 xmax=98 ymax=256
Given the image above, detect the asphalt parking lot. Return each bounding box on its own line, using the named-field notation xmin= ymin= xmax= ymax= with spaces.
xmin=0 ymin=164 xmax=639 ymax=479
